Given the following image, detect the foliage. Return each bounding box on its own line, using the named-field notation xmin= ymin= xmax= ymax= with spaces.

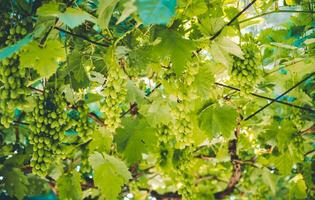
xmin=0 ymin=0 xmax=314 ymax=200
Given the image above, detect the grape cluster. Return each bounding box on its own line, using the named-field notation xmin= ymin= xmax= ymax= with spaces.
xmin=0 ymin=55 xmax=31 ymax=128
xmin=230 ymin=42 xmax=262 ymax=94
xmin=172 ymin=102 xmax=194 ymax=149
xmin=28 ymin=90 xmax=71 ymax=176
xmin=0 ymin=13 xmax=32 ymax=127
xmin=172 ymin=148 xmax=196 ymax=199
xmin=72 ymin=102 xmax=94 ymax=140
xmin=0 ymin=14 xmax=29 ymax=47
xmin=101 ymin=65 xmax=127 ymax=133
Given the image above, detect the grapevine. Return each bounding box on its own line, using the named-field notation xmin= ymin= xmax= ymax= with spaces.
xmin=0 ymin=1 xmax=314 ymax=200
xmin=28 ymin=89 xmax=71 ymax=176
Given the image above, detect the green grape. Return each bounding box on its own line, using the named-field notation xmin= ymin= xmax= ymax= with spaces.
xmin=70 ymin=101 xmax=95 ymax=140
xmin=0 ymin=12 xmax=32 ymax=127
xmin=170 ymin=101 xmax=194 ymax=149
xmin=101 ymin=65 xmax=127 ymax=133
xmin=230 ymin=41 xmax=263 ymax=94
xmin=28 ymin=89 xmax=71 ymax=176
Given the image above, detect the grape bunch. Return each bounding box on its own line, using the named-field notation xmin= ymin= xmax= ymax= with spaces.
xmin=0 ymin=13 xmax=30 ymax=47
xmin=72 ymin=102 xmax=94 ymax=140
xmin=171 ymin=102 xmax=194 ymax=149
xmin=230 ymin=42 xmax=262 ymax=94
xmin=172 ymin=148 xmax=196 ymax=199
xmin=157 ymin=124 xmax=173 ymax=144
xmin=28 ymin=90 xmax=71 ymax=176
xmin=0 ymin=55 xmax=31 ymax=128
xmin=101 ymin=65 xmax=127 ymax=133
xmin=0 ymin=13 xmax=32 ymax=128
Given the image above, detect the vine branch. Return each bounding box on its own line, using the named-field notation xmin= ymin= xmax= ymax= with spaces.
xmin=214 ymin=124 xmax=242 ymax=199
xmin=54 ymin=27 xmax=111 ymax=47
xmin=245 ymin=72 xmax=315 ymax=120
xmin=210 ymin=0 xmax=257 ymax=41
xmin=215 ymin=82 xmax=315 ymax=113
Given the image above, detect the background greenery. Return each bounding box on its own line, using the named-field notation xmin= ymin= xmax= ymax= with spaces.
xmin=0 ymin=0 xmax=314 ymax=199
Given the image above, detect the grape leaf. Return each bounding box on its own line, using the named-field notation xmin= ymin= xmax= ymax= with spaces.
xmin=116 ymin=0 xmax=137 ymax=24
xmin=66 ymin=50 xmax=90 ymax=91
xmin=261 ymin=168 xmax=277 ymax=195
xmin=207 ymin=37 xmax=243 ymax=67
xmin=0 ymin=167 xmax=29 ymax=200
xmin=89 ymin=152 xmax=131 ymax=199
xmin=88 ymin=127 xmax=113 ymax=153
xmin=36 ymin=2 xmax=60 ymax=17
xmin=289 ymin=174 xmax=307 ymax=199
xmin=97 ymin=0 xmax=120 ymax=29
xmin=192 ymin=64 xmax=215 ymax=99
xmin=216 ymin=37 xmax=244 ymax=59
xmin=139 ymin=98 xmax=174 ymax=126
xmin=115 ymin=117 xmax=157 ymax=164
xmin=136 ymin=0 xmax=176 ymax=25
xmin=57 ymin=171 xmax=82 ymax=200
xmin=20 ymin=40 xmax=66 ymax=78
xmin=153 ymin=30 xmax=196 ymax=75
xmin=126 ymin=80 xmax=146 ymax=104
xmin=198 ymin=104 xmax=238 ymax=139
xmin=59 ymin=7 xmax=96 ymax=29
xmin=184 ymin=0 xmax=208 ymax=17
xmin=37 ymin=2 xmax=96 ymax=28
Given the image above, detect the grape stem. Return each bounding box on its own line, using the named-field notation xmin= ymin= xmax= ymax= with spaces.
xmin=244 ymin=72 xmax=315 ymax=121
xmin=210 ymin=0 xmax=258 ymax=41
xmin=54 ymin=27 xmax=111 ymax=48
xmin=215 ymin=82 xmax=315 ymax=113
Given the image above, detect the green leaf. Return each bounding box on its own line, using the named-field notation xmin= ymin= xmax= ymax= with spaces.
xmin=1 ymin=167 xmax=29 ymax=200
xmin=153 ymin=30 xmax=195 ymax=75
xmin=20 ymin=40 xmax=66 ymax=78
xmin=216 ymin=37 xmax=244 ymax=59
xmin=37 ymin=2 xmax=96 ymax=28
xmin=66 ymin=50 xmax=90 ymax=91
xmin=88 ymin=127 xmax=113 ymax=153
xmin=89 ymin=152 xmax=131 ymax=199
xmin=115 ymin=117 xmax=157 ymax=164
xmin=139 ymin=98 xmax=174 ymax=126
xmin=289 ymin=174 xmax=307 ymax=199
xmin=261 ymin=168 xmax=277 ymax=195
xmin=207 ymin=41 xmax=231 ymax=67
xmin=36 ymin=2 xmax=60 ymax=17
xmin=216 ymin=142 xmax=230 ymax=162
xmin=184 ymin=0 xmax=208 ymax=17
xmin=207 ymin=37 xmax=243 ymax=67
xmin=97 ymin=0 xmax=120 ymax=29
xmin=198 ymin=17 xmax=225 ymax=36
xmin=126 ymin=80 xmax=146 ymax=104
xmin=136 ymin=0 xmax=177 ymax=25
xmin=116 ymin=0 xmax=137 ymax=24
xmin=192 ymin=64 xmax=215 ymax=99
xmin=59 ymin=7 xmax=96 ymax=29
xmin=57 ymin=171 xmax=83 ymax=200
xmin=199 ymin=104 xmax=238 ymax=139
